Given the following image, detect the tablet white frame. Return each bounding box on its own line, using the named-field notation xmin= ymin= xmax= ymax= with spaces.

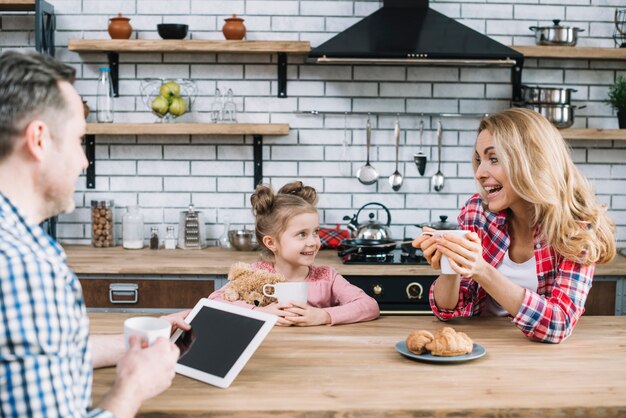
xmin=170 ymin=298 xmax=277 ymax=388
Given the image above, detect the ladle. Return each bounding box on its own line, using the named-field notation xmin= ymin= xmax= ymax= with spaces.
xmin=388 ymin=118 xmax=403 ymax=191
xmin=431 ymin=121 xmax=445 ymax=192
xmin=413 ymin=118 xmax=427 ymax=176
xmin=356 ymin=118 xmax=379 ymax=185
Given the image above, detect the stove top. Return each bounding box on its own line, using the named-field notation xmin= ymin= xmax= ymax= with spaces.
xmin=341 ymin=248 xmax=429 ymax=265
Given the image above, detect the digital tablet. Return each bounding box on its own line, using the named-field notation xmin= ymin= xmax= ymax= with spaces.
xmin=170 ymin=298 xmax=277 ymax=388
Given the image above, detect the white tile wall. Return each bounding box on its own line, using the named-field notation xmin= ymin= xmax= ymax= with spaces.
xmin=2 ymin=0 xmax=625 ymax=244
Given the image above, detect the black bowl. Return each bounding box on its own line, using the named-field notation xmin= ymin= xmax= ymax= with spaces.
xmin=157 ymin=24 xmax=189 ymax=40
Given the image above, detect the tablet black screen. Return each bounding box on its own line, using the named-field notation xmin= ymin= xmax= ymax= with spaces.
xmin=175 ymin=306 xmax=266 ymax=378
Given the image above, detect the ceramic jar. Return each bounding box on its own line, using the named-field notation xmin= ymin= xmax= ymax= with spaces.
xmin=222 ymin=14 xmax=246 ymax=40
xmin=82 ymin=99 xmax=90 ymax=120
xmin=108 ymin=13 xmax=133 ymax=39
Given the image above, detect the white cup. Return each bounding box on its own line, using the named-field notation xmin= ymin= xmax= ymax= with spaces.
xmin=262 ymin=282 xmax=309 ymax=304
xmin=123 ymin=316 xmax=171 ymax=350
xmin=421 ymin=229 xmax=470 ymax=274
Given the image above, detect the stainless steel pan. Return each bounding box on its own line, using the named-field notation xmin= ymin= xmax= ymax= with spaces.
xmin=524 ymin=104 xmax=586 ymax=129
xmin=529 ymin=20 xmax=584 ymax=46
xmin=521 ymin=85 xmax=577 ymax=105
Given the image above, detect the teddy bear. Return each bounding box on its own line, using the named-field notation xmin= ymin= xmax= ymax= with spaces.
xmin=222 ymin=262 xmax=285 ymax=307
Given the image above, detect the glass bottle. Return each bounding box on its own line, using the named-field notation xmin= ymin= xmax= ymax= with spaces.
xmin=218 ymin=214 xmax=231 ymax=248
xmin=164 ymin=226 xmax=176 ymax=250
xmin=91 ymin=200 xmax=115 ymax=247
xmin=96 ymin=67 xmax=114 ymax=123
xmin=150 ymin=226 xmax=159 ymax=250
xmin=122 ymin=206 xmax=144 ymax=249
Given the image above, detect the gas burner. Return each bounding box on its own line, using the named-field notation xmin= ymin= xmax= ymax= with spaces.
xmin=341 ymin=248 xmax=429 ymax=265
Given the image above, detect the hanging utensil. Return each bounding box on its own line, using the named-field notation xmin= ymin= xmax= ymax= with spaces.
xmin=339 ymin=112 xmax=352 ymax=177
xmin=413 ymin=118 xmax=427 ymax=176
xmin=356 ymin=118 xmax=379 ymax=185
xmin=431 ymin=121 xmax=445 ymax=192
xmin=388 ymin=117 xmax=403 ymax=191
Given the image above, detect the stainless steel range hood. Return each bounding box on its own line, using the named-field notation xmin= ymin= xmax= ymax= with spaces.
xmin=309 ymin=0 xmax=524 ymax=100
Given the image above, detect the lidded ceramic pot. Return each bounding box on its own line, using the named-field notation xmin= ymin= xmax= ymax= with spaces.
xmin=108 ymin=13 xmax=133 ymax=39
xmin=222 ymin=14 xmax=246 ymax=40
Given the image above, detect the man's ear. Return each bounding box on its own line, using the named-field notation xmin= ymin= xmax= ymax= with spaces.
xmin=262 ymin=235 xmax=277 ymax=252
xmin=23 ymin=120 xmax=49 ymax=162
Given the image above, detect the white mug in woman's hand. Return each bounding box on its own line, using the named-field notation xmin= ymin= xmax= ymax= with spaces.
xmin=421 ymin=230 xmax=470 ymax=274
xmin=262 ymin=282 xmax=309 ymax=304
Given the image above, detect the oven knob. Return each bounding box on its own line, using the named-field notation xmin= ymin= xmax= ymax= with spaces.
xmin=372 ymin=284 xmax=383 ymax=295
xmin=406 ymin=282 xmax=424 ymax=300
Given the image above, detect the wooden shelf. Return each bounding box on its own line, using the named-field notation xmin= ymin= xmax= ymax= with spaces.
xmin=0 ymin=0 xmax=35 ymax=11
xmin=68 ymin=39 xmax=311 ymax=54
xmin=511 ymin=45 xmax=626 ymax=60
xmin=86 ymin=123 xmax=289 ymax=136
xmin=560 ymin=128 xmax=626 ymax=141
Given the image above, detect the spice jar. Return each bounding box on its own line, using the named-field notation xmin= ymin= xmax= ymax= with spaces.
xmin=150 ymin=226 xmax=159 ymax=250
xmin=164 ymin=226 xmax=176 ymax=250
xmin=91 ymin=200 xmax=115 ymax=247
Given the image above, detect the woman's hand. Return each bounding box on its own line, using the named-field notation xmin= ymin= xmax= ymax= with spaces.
xmin=435 ymin=231 xmax=488 ymax=279
xmin=255 ymin=302 xmax=298 ymax=326
xmin=412 ymin=227 xmax=442 ymax=269
xmin=282 ymin=301 xmax=331 ymax=326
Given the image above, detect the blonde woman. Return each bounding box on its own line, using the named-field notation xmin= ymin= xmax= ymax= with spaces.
xmin=413 ymin=108 xmax=615 ymax=343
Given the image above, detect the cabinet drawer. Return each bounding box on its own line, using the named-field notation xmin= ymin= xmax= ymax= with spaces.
xmin=79 ymin=278 xmax=214 ymax=309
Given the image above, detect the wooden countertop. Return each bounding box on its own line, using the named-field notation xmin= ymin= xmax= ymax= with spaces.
xmin=64 ymin=244 xmax=626 ymax=276
xmin=90 ymin=313 xmax=626 ymax=417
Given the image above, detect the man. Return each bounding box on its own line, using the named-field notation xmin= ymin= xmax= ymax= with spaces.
xmin=0 ymin=51 xmax=188 ymax=417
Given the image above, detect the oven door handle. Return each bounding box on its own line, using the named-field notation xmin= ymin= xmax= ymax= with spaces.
xmin=406 ymin=282 xmax=424 ymax=300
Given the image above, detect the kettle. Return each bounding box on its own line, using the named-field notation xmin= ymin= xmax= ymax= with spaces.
xmin=343 ymin=202 xmax=392 ymax=240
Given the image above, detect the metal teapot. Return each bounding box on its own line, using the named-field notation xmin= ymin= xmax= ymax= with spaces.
xmin=343 ymin=202 xmax=392 ymax=240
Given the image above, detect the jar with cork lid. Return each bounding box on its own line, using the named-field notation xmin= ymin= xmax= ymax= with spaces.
xmin=91 ymin=200 xmax=115 ymax=247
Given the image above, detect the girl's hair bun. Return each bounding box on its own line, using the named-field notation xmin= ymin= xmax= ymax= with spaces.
xmin=278 ymin=181 xmax=318 ymax=206
xmin=250 ymin=183 xmax=275 ymax=216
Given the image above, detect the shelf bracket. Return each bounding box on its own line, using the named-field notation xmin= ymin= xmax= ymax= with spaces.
xmin=277 ymin=53 xmax=287 ymax=98
xmin=107 ymin=52 xmax=120 ymax=97
xmin=253 ymin=135 xmax=263 ymax=188
xmin=35 ymin=0 xmax=55 ymax=56
xmin=511 ymin=56 xmax=524 ymax=104
xmin=85 ymin=134 xmax=96 ymax=189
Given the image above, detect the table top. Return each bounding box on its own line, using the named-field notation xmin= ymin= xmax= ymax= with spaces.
xmin=65 ymin=245 xmax=626 ymax=276
xmin=90 ymin=313 xmax=626 ymax=417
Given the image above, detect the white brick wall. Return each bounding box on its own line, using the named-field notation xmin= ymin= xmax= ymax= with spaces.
xmin=2 ymin=0 xmax=625 ymax=244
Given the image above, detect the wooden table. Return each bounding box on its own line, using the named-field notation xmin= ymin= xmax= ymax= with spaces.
xmin=90 ymin=314 xmax=626 ymax=417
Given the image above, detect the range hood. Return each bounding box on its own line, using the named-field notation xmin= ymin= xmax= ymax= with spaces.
xmin=309 ymin=0 xmax=524 ymax=100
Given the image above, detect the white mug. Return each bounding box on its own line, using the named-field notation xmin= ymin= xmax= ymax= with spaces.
xmin=421 ymin=229 xmax=470 ymax=274
xmin=262 ymin=282 xmax=309 ymax=304
xmin=124 ymin=316 xmax=171 ymax=350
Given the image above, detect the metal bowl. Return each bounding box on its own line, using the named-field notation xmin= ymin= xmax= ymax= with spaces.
xmin=228 ymin=230 xmax=258 ymax=251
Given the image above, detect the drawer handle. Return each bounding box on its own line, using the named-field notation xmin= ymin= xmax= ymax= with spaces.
xmin=406 ymin=282 xmax=424 ymax=300
xmin=372 ymin=284 xmax=383 ymax=295
xmin=109 ymin=283 xmax=138 ymax=304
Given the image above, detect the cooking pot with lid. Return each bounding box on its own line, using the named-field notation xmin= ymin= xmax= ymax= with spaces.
xmin=521 ymin=85 xmax=577 ymax=105
xmin=415 ymin=215 xmax=459 ymax=230
xmin=529 ymin=20 xmax=584 ymax=46
xmin=343 ymin=202 xmax=392 ymax=240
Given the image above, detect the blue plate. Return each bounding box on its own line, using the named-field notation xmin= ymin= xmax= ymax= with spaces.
xmin=395 ymin=340 xmax=486 ymax=363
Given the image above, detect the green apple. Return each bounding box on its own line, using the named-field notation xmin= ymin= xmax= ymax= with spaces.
xmin=160 ymin=80 xmax=181 ymax=99
xmin=169 ymin=97 xmax=187 ymax=116
xmin=151 ymin=95 xmax=170 ymax=116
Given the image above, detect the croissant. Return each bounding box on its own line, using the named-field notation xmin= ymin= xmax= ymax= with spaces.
xmin=425 ymin=327 xmax=473 ymax=357
xmin=406 ymin=330 xmax=434 ymax=355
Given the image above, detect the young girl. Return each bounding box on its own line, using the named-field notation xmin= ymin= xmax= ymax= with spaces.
xmin=209 ymin=181 xmax=380 ymax=326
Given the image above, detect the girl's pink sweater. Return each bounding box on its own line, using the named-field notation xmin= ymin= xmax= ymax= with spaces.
xmin=208 ymin=261 xmax=380 ymax=325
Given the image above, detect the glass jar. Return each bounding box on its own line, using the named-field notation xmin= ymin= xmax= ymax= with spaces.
xmin=164 ymin=226 xmax=176 ymax=250
xmin=122 ymin=206 xmax=144 ymax=249
xmin=150 ymin=226 xmax=159 ymax=250
xmin=96 ymin=67 xmax=114 ymax=123
xmin=217 ymin=214 xmax=231 ymax=248
xmin=91 ymin=200 xmax=115 ymax=247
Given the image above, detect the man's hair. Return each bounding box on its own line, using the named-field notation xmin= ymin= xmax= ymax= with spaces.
xmin=0 ymin=51 xmax=76 ymax=161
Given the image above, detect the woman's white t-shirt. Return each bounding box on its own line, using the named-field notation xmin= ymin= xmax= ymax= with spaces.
xmin=485 ymin=250 xmax=538 ymax=316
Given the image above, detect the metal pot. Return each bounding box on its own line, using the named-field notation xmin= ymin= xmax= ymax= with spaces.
xmin=337 ymin=238 xmax=398 ymax=257
xmin=415 ymin=215 xmax=459 ymax=230
xmin=529 ymin=20 xmax=584 ymax=46
xmin=343 ymin=202 xmax=392 ymax=240
xmin=524 ymin=104 xmax=586 ymax=129
xmin=521 ymin=85 xmax=577 ymax=105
